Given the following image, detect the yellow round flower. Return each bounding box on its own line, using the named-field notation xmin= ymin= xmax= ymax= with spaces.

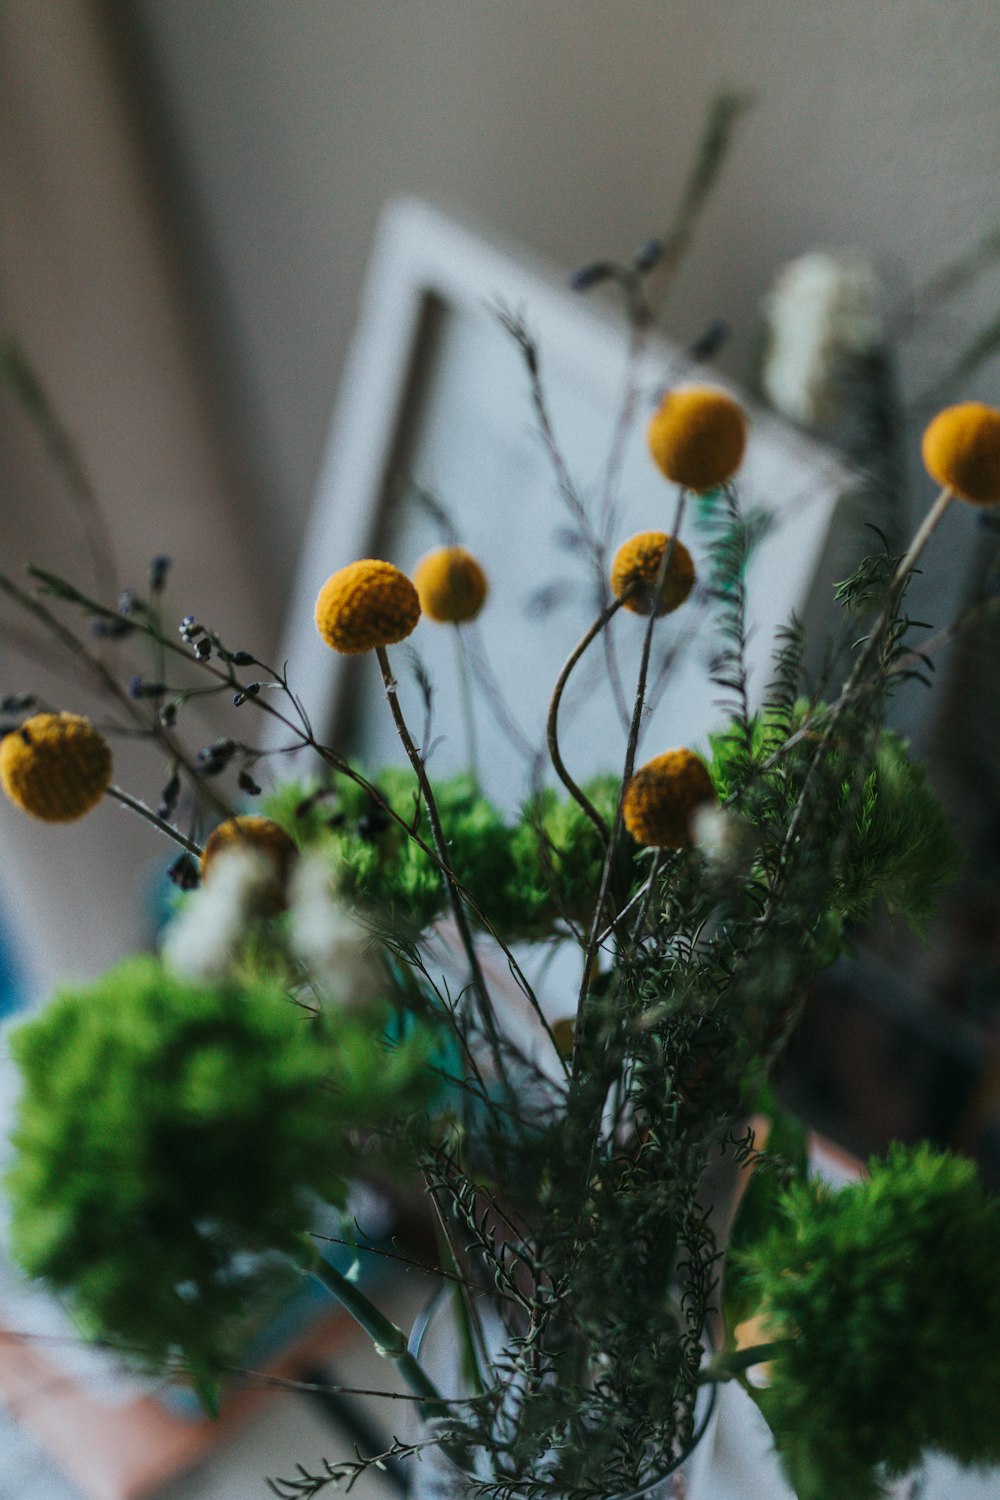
xmin=647 ymin=385 xmax=747 ymax=491
xmin=610 ymin=531 xmax=695 ymax=615
xmin=412 ymin=545 xmax=488 ymax=623
xmin=622 ymin=749 xmax=716 ymax=849
xmin=921 ymin=402 xmax=1000 ymax=506
xmin=0 ymin=712 xmax=112 ymax=823
xmin=315 ymin=560 xmax=420 ymax=654
xmin=200 ymin=815 xmax=297 ymax=891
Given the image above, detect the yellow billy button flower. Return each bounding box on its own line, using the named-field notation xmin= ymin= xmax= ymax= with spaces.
xmin=413 ymin=545 xmax=488 ymax=623
xmin=0 ymin=713 xmax=112 ymax=823
xmin=610 ymin=531 xmax=695 ymax=616
xmin=921 ymin=402 xmax=1000 ymax=506
xmin=622 ymin=749 xmax=716 ymax=849
xmin=314 ymin=560 xmax=420 ymax=654
xmin=647 ymin=384 xmax=747 ymax=491
xmin=200 ymin=815 xmax=297 ymax=888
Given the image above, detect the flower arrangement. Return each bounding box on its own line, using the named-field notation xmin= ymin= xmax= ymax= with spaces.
xmin=2 ymin=100 xmax=1000 ymax=1489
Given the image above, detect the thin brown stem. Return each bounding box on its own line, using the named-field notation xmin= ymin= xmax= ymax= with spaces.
xmin=375 ymin=646 xmax=509 ymax=1082
xmin=546 ymin=598 xmax=625 ymax=842
xmin=105 ymin=784 xmax=202 ymax=857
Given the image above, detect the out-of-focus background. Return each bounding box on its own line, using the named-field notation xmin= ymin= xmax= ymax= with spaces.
xmin=2 ymin=4 xmax=1000 ymax=1495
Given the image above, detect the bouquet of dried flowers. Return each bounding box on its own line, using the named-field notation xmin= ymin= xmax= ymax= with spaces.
xmin=2 ymin=335 xmax=1000 ymax=1500
xmin=3 ymin=77 xmax=1000 ymax=1487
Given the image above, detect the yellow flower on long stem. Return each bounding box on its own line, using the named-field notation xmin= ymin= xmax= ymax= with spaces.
xmin=921 ymin=402 xmax=1000 ymax=506
xmin=647 ymin=384 xmax=747 ymax=491
xmin=0 ymin=712 xmax=111 ymax=823
xmin=622 ymin=749 xmax=716 ymax=849
xmin=315 ymin=560 xmax=420 ymax=654
xmin=611 ymin=531 xmax=695 ymax=615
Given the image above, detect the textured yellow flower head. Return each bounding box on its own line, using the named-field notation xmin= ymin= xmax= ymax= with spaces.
xmin=622 ymin=749 xmax=716 ymax=849
xmin=647 ymin=385 xmax=747 ymax=491
xmin=200 ymin=814 xmax=297 ymax=888
xmin=0 ymin=712 xmax=112 ymax=823
xmin=610 ymin=531 xmax=695 ymax=616
xmin=315 ymin=560 xmax=420 ymax=654
xmin=921 ymin=402 xmax=1000 ymax=506
xmin=413 ymin=545 xmax=488 ymax=623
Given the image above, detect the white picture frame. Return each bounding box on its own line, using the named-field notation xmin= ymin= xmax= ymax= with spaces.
xmin=275 ymin=197 xmax=849 ymax=811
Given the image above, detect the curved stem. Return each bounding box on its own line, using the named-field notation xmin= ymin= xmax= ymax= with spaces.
xmin=546 ymin=598 xmax=625 ymax=842
xmin=105 ymin=784 xmax=202 ymax=856
xmin=699 ymin=1339 xmax=791 ymax=1384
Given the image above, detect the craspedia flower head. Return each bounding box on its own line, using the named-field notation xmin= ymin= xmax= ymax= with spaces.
xmin=622 ymin=749 xmax=716 ymax=849
xmin=610 ymin=531 xmax=695 ymax=616
xmin=0 ymin=712 xmax=112 ymax=823
xmin=647 ymin=384 xmax=747 ymax=491
xmin=314 ymin=560 xmax=420 ymax=654
xmin=201 ymin=814 xmax=297 ymax=895
xmin=412 ymin=545 xmax=488 ymax=623
xmin=921 ymin=402 xmax=1000 ymax=506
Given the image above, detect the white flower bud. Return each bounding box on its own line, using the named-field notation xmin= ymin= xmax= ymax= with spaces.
xmin=162 ymin=847 xmax=273 ymax=982
xmin=288 ymin=853 xmax=379 ymax=1007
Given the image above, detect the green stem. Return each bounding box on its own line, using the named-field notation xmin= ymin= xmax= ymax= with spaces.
xmin=297 ymin=1240 xmax=447 ymax=1414
xmin=699 ymin=1339 xmax=791 ymax=1384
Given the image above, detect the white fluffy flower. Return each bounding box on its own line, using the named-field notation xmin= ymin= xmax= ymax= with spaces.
xmin=761 ymin=251 xmax=883 ymax=427
xmin=162 ymin=847 xmax=274 ymax=983
xmin=691 ymin=803 xmax=748 ymax=870
xmin=288 ymin=853 xmax=379 ymax=1006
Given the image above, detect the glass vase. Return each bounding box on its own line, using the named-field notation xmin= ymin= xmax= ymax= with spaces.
xmin=406 ymin=1291 xmax=718 ymax=1500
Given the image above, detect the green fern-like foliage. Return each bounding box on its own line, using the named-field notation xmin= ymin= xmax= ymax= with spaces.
xmin=741 ymin=1144 xmax=1000 ymax=1500
xmin=264 ymin=770 xmax=632 ymax=942
xmin=831 ymin=729 xmax=959 ymax=929
xmin=5 ymin=957 xmax=434 ymax=1375
xmin=708 ymin=712 xmax=958 ymax=937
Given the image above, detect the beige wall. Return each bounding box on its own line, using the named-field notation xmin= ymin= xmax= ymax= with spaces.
xmin=129 ymin=0 xmax=1000 ymax=598
xmin=0 ymin=2 xmax=258 ymax=991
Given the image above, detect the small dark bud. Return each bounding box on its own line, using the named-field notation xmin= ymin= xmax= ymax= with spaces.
xmin=230 ymin=651 xmax=256 ymax=667
xmin=179 ymin=615 xmax=203 ymax=641
xmin=168 ymin=853 xmax=200 ymax=891
xmin=128 ymin=677 xmax=167 ymax=700
xmin=238 ymin=769 xmax=262 ymax=797
xmin=687 ymin=320 xmax=730 ymax=362
xmin=156 ymin=773 xmax=181 ymax=821
xmin=325 ymin=810 xmax=346 ymax=830
xmin=197 ymin=738 xmax=237 ymax=766
xmin=159 ymin=702 xmax=178 ymax=728
xmin=568 ymin=260 xmax=616 ymax=293
xmin=233 ymin=683 xmax=260 ymax=706
xmin=194 ymin=638 xmax=212 ymax=660
xmin=118 ymin=589 xmax=137 ymax=617
xmin=91 ymin=617 xmax=134 ymax=639
xmin=633 ymin=238 xmax=664 ymax=273
xmin=148 ymin=555 xmax=171 ymax=594
xmin=1 ymin=694 xmax=36 ymax=713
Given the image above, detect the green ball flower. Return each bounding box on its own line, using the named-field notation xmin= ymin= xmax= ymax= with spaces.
xmin=742 ymin=1143 xmax=1000 ymax=1500
xmin=4 ymin=957 xmax=429 ymax=1374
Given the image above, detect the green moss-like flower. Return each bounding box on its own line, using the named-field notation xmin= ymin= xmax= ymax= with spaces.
xmin=5 ymin=956 xmax=434 ymax=1374
xmin=741 ymin=1144 xmax=1000 ymax=1500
